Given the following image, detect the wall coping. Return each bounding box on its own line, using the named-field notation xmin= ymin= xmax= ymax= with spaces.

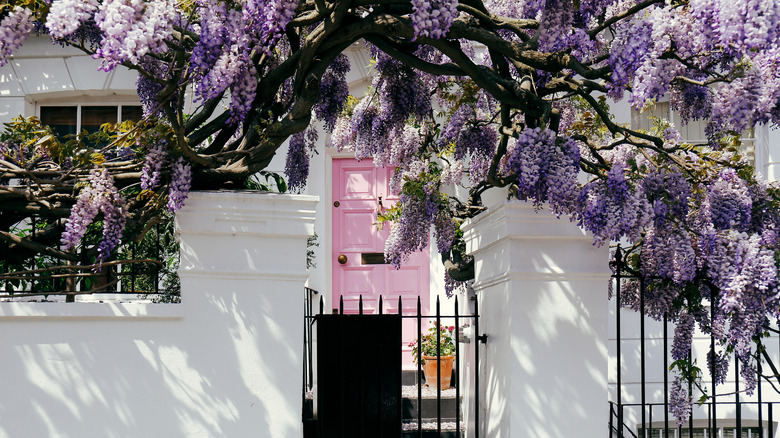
xmin=176 ymin=190 xmax=319 ymax=237
xmin=462 ymin=200 xmax=592 ymax=254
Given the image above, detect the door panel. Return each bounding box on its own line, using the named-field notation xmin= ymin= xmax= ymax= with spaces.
xmin=333 ymin=158 xmax=430 ymax=366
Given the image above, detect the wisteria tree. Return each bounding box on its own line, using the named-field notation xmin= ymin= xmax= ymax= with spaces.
xmin=1 ymin=0 xmax=780 ymax=419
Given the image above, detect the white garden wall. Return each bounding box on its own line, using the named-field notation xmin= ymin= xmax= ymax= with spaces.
xmin=463 ymin=201 xmax=611 ymax=438
xmin=0 ymin=191 xmax=316 ymax=438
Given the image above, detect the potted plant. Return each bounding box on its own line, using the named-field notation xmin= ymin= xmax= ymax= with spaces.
xmin=409 ymin=323 xmax=456 ymax=390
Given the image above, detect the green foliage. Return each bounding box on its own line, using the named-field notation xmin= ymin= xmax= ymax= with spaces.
xmin=118 ymin=218 xmax=180 ymax=303
xmin=306 ymin=232 xmax=319 ymax=270
xmin=565 ymin=95 xmax=614 ymax=139
xmin=246 ymin=170 xmax=288 ymax=193
xmin=409 ymin=322 xmax=456 ymax=364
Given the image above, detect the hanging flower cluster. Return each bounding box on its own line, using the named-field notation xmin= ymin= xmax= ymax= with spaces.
xmin=61 ymin=168 xmax=127 ymax=262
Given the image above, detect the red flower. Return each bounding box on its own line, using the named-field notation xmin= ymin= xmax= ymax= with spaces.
xmin=448 ymin=326 xmax=455 ymax=331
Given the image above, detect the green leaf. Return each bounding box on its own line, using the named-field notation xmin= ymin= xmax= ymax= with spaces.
xmin=90 ymin=153 xmax=106 ymax=165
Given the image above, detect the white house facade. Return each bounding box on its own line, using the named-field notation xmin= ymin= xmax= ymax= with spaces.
xmin=2 ymin=36 xmax=780 ymax=438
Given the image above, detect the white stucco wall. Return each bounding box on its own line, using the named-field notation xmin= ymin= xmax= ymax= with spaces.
xmin=0 ymin=191 xmax=317 ymax=438
xmin=463 ymin=201 xmax=611 ymax=438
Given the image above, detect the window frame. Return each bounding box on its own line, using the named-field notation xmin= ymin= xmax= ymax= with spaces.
xmin=35 ymin=100 xmax=143 ymax=134
xmin=630 ymin=98 xmax=756 ymax=164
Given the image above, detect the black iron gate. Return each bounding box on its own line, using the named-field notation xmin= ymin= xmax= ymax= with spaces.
xmin=317 ymin=313 xmax=402 ymax=437
xmin=303 ymin=291 xmax=482 ymax=438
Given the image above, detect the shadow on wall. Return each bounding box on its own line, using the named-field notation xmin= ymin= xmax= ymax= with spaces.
xmin=464 ymin=202 xmax=610 ymax=438
xmin=481 ymin=277 xmax=607 ymax=438
xmin=0 ymin=283 xmax=301 ymax=438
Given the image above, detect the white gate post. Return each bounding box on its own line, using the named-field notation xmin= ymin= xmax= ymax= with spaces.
xmin=175 ymin=191 xmax=318 ymax=438
xmin=462 ymin=200 xmax=610 ymax=438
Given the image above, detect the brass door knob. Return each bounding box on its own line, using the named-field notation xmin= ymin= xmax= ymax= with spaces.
xmin=337 ymin=254 xmax=348 ymax=264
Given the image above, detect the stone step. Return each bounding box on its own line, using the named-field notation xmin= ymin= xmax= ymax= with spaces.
xmin=303 ymin=383 xmax=463 ymax=435
xmin=402 ymin=369 xmax=458 ymax=386
xmin=402 ymin=420 xmax=463 ymax=438
xmin=402 ymin=385 xmax=459 ymax=422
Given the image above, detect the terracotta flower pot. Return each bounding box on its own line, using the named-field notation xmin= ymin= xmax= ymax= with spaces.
xmin=422 ymin=355 xmax=454 ymax=390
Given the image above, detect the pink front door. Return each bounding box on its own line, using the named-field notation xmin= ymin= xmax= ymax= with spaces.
xmin=332 ymin=158 xmax=430 ymax=364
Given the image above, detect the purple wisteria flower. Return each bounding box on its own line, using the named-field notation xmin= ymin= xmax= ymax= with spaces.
xmin=314 ymin=54 xmax=351 ymax=131
xmin=141 ymin=139 xmax=168 ymax=191
xmin=409 ymin=0 xmax=458 ymax=40
xmin=167 ymin=157 xmax=192 ymax=213
xmin=93 ymin=0 xmax=178 ymax=71
xmin=0 ymin=6 xmax=34 ymax=68
xmin=46 ymin=0 xmax=98 ymax=39
xmin=61 ymin=168 xmax=128 ymax=263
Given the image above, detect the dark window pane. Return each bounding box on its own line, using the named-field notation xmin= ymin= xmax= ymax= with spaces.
xmin=121 ymin=106 xmax=143 ymax=122
xmin=81 ymin=106 xmax=118 ymax=135
xmin=40 ymin=106 xmax=77 ymax=139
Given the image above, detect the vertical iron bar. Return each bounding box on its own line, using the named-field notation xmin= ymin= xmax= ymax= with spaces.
xmin=688 ymin=351 xmax=693 ymax=438
xmin=307 ymin=290 xmax=314 ymax=389
xmin=736 ymin=353 xmax=742 ymax=437
xmin=474 ymin=295 xmax=481 ymax=438
xmin=131 ymin=240 xmax=136 ymax=293
xmin=711 ymin=301 xmax=717 ymax=435
xmin=664 ymin=313 xmax=670 ymax=437
xmin=54 ymin=218 xmax=60 ymax=293
xmin=378 ymin=295 xmax=383 ymax=437
xmin=59 ymin=218 xmax=64 ymax=294
xmin=31 ymin=216 xmax=36 ymax=294
xmin=616 ymin=247 xmax=624 ymax=438
xmin=436 ymin=296 xmax=441 ymax=435
xmin=620 ymin=404 xmax=626 ymax=438
xmin=359 ymin=312 xmax=364 ymax=438
xmin=2 ymin=235 xmax=6 ymax=293
xmin=640 ymin=276 xmax=647 ymax=438
xmin=769 ymin=403 xmax=773 ymax=438
xmin=759 ymin=355 xmax=764 ymax=438
xmin=649 ymin=403 xmax=653 ymax=438
xmin=302 ymin=289 xmax=306 ymax=423
xmin=304 ymin=287 xmax=310 ymax=376
xmin=455 ymin=296 xmax=461 ymax=435
xmin=154 ymin=222 xmax=160 ymax=294
xmin=417 ymin=295 xmax=422 ymax=437
xmin=609 ymin=402 xmax=614 ymax=436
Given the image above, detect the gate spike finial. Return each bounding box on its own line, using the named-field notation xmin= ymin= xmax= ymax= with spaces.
xmin=339 ymin=295 xmax=344 ymax=314
xmin=359 ymin=295 xmax=363 ymax=315
xmin=379 ymin=295 xmax=383 ymax=314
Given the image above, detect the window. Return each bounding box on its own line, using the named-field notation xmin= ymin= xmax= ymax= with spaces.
xmin=39 ymin=104 xmax=143 ymax=141
xmin=631 ymin=101 xmax=755 ymax=165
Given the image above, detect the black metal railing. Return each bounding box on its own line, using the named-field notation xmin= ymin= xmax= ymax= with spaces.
xmin=303 ymin=291 xmax=483 ymax=437
xmin=0 ymin=215 xmax=178 ymax=302
xmin=611 ymin=401 xmax=774 ymax=437
xmin=610 ymin=246 xmax=779 ymax=437
xmin=303 ymin=287 xmax=318 ymax=395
